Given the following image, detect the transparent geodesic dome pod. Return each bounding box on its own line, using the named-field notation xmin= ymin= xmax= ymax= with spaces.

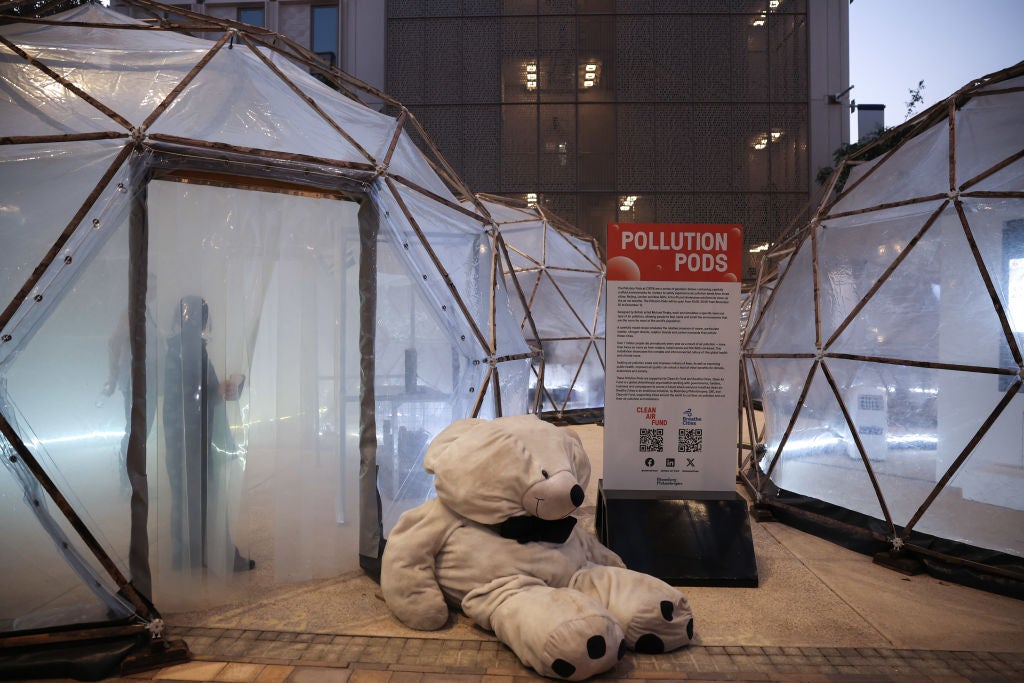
xmin=367 ymin=163 xmax=537 ymax=531
xmin=483 ymin=195 xmax=606 ymax=417
xmin=0 ymin=2 xmax=540 ymax=640
xmin=373 ymin=237 xmax=467 ymax=533
xmin=746 ymin=61 xmax=1024 ymax=579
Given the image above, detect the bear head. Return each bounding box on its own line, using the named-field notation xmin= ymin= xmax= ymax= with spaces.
xmin=424 ymin=415 xmax=591 ymax=542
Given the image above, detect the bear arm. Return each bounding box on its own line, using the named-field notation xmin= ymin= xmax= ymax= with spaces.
xmin=575 ymin=527 xmax=627 ymax=568
xmin=381 ymin=498 xmax=459 ymax=630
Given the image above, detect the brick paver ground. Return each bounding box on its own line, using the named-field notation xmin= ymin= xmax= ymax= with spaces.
xmin=107 ymin=626 xmax=1024 ymax=683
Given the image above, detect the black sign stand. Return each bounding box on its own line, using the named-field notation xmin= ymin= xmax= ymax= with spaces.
xmin=596 ymin=480 xmax=758 ymax=587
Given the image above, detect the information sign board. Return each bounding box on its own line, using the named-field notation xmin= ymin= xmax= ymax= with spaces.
xmin=603 ymin=223 xmax=743 ymax=495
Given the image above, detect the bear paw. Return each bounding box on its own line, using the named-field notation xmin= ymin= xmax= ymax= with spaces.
xmin=628 ymin=599 xmax=694 ymax=654
xmin=550 ymin=635 xmax=626 ymax=679
xmin=539 ymin=614 xmax=625 ymax=681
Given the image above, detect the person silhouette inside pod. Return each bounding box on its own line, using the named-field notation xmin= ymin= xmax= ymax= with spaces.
xmin=163 ymin=295 xmax=254 ymax=573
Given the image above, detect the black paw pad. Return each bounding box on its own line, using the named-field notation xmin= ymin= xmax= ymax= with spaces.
xmin=587 ymin=635 xmax=606 ymax=659
xmin=660 ymin=600 xmax=674 ymax=621
xmin=551 ymin=658 xmax=576 ymax=678
xmin=634 ymin=633 xmax=665 ymax=654
xmin=617 ymin=639 xmax=627 ymax=660
xmin=687 ymin=617 xmax=694 ymax=640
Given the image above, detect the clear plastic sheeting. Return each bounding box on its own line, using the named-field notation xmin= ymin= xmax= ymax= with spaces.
xmin=483 ymin=194 xmax=606 ymax=417
xmin=742 ymin=61 xmax=1024 ymax=567
xmin=746 ymin=238 xmax=815 ymax=355
xmin=0 ymin=141 xmax=128 ymax=321
xmin=0 ymin=1 xmax=567 ymax=636
xmin=955 ymin=76 xmax=1024 ymax=185
xmin=0 ymin=439 xmax=133 ymax=631
xmin=151 ymin=47 xmax=370 ymax=163
xmin=0 ymin=199 xmax=136 ymax=629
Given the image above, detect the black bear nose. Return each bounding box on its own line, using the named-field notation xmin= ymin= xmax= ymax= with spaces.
xmin=570 ymin=484 xmax=585 ymax=507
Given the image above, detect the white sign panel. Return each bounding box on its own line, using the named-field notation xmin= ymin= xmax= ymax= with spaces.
xmin=603 ymin=223 xmax=742 ymax=495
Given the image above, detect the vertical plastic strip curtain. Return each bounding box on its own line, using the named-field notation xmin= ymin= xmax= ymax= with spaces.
xmin=739 ymin=62 xmax=1024 ymax=593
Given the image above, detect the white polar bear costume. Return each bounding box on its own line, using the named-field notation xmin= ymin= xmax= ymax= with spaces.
xmin=381 ymin=415 xmax=694 ymax=680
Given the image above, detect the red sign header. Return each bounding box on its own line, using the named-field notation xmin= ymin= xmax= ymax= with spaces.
xmin=606 ymin=223 xmax=743 ymax=283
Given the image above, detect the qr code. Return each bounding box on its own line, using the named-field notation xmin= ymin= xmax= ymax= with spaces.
xmin=678 ymin=428 xmax=703 ymax=453
xmin=639 ymin=428 xmax=664 ymax=452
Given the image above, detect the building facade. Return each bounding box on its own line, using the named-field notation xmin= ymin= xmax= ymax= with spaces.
xmin=383 ymin=1 xmax=849 ymax=270
xmin=111 ymin=0 xmax=849 ymax=275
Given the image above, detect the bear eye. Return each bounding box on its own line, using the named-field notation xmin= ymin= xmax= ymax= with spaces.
xmin=541 ymin=469 xmax=549 ymax=478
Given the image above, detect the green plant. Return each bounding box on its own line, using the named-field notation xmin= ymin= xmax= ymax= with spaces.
xmin=905 ymin=80 xmax=926 ymax=120
xmin=816 ymin=80 xmax=926 ymax=191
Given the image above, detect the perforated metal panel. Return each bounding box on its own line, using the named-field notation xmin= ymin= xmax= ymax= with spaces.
xmin=540 ymin=0 xmax=577 ymax=15
xmin=653 ymin=105 xmax=696 ymax=192
xmin=424 ymin=19 xmax=463 ymax=104
xmin=460 ymin=106 xmax=503 ymax=189
xmin=615 ymin=104 xmax=656 ymax=190
xmin=425 ymin=0 xmax=462 ymax=17
xmin=463 ymin=19 xmax=501 ymax=103
xmin=413 ymin=107 xmax=463 ymax=168
xmin=386 ymin=19 xmax=425 ymax=103
xmin=769 ymin=12 xmax=808 ymax=102
xmin=464 ymin=1 xmax=501 ymax=16
xmin=614 ymin=16 xmax=655 ymax=101
xmin=388 ymin=0 xmax=424 ymax=18
xmin=769 ymin=103 xmax=809 ymax=192
xmin=503 ymin=0 xmax=538 ymax=15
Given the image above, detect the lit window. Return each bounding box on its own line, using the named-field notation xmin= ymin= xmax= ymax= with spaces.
xmin=579 ymin=60 xmax=600 ymax=89
xmin=525 ymin=61 xmax=539 ymax=91
xmin=752 ymin=130 xmax=783 ymax=150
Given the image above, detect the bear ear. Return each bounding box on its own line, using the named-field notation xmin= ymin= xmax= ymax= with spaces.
xmin=566 ymin=427 xmax=592 ymax=490
xmin=423 ymin=418 xmax=483 ymax=474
